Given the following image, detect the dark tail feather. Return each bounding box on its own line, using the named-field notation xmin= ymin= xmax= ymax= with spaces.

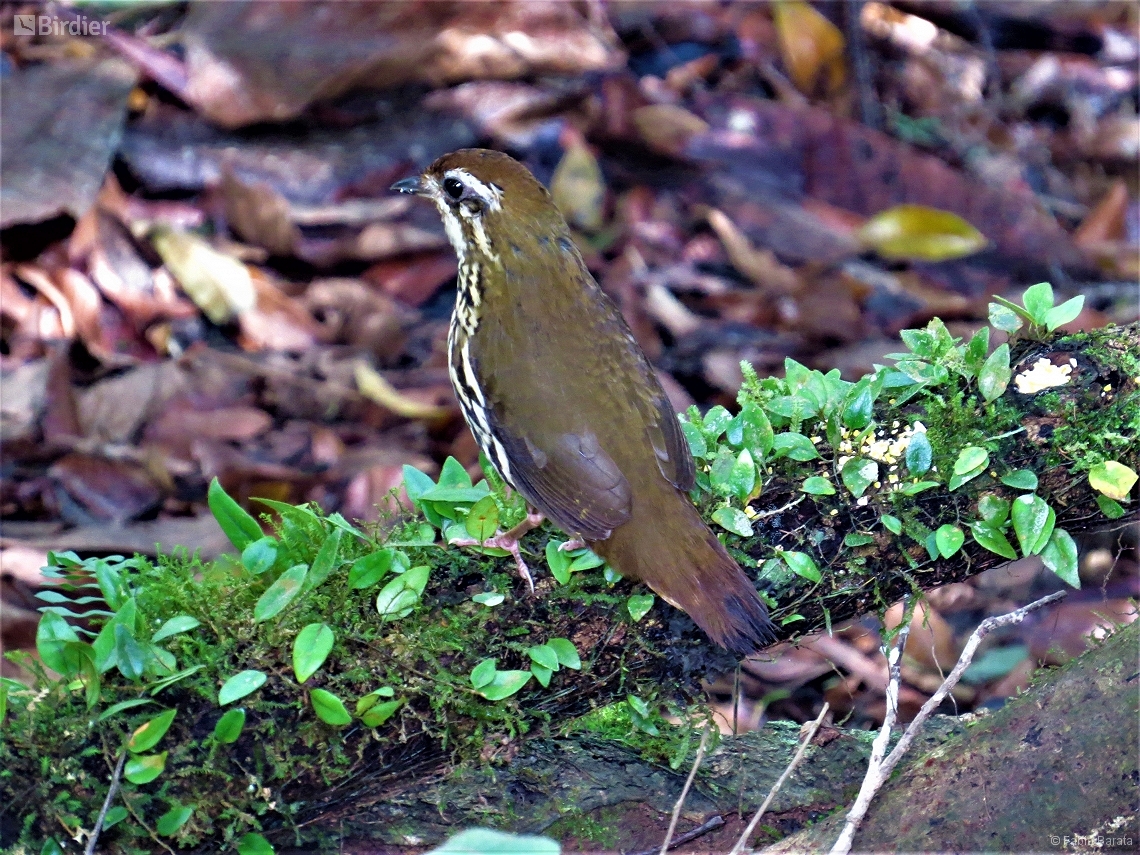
xmin=595 ymin=496 xmax=776 ymax=657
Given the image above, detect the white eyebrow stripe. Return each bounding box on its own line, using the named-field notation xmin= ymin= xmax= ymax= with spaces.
xmin=443 ymin=168 xmax=503 ymax=212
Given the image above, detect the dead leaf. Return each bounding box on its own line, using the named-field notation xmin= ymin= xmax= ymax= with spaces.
xmin=858 ymin=204 xmax=989 ymax=261
xmin=772 ymin=0 xmax=846 ymax=96
xmin=151 ymin=229 xmax=256 ymax=323
xmin=49 ymin=453 xmax=163 ymax=523
xmin=706 ymin=209 xmax=804 ymax=295
xmin=220 ymin=169 xmax=300 ymax=256
xmin=354 ymin=361 xmax=451 ymax=421
xmin=632 ymin=104 xmax=709 ymax=157
xmin=551 ymin=138 xmax=606 ymax=232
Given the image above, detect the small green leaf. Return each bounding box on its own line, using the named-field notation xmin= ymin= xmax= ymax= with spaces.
xmin=627 ymin=694 xmax=651 ymax=717
xmin=253 ymin=564 xmax=308 ymax=622
xmin=427 ymin=829 xmax=558 ymax=855
xmin=1021 ymin=282 xmax=1054 ymax=325
xmin=36 ymin=612 xmax=80 ymax=676
xmin=738 ymin=401 xmax=775 ymax=456
xmin=1095 ymin=495 xmax=1125 ymax=519
xmin=702 ymin=405 xmax=733 ymax=440
xmin=236 ymin=832 xmax=275 ymax=855
xmin=898 ymin=480 xmax=940 ymax=495
xmin=1011 ymin=494 xmax=1050 ymax=556
xmin=293 ymin=623 xmax=334 ymax=683
xmin=1044 ymin=295 xmax=1084 ymax=331
xmin=711 ymin=506 xmax=754 ymax=537
xmin=978 ymin=494 xmax=1010 ymax=525
xmin=963 ymin=327 xmax=990 ymax=377
xmin=905 ymin=430 xmax=932 ymax=475
xmin=1000 ymin=470 xmax=1038 ymax=491
xmin=310 ymin=688 xmax=351 ymax=726
xmin=978 ymin=344 xmax=1011 ymax=403
xmin=103 ymin=806 xmax=128 ymax=829
xmin=151 ymin=615 xmax=201 ymax=643
xmin=954 ymin=446 xmax=990 ymax=474
xmin=527 ymin=644 xmax=560 ymax=672
xmin=801 ymin=476 xmax=836 ymax=496
xmin=545 ymin=541 xmax=572 ymax=585
xmin=970 ymin=523 xmax=1017 ymax=560
xmin=213 ymin=708 xmax=245 ymax=743
xmin=771 ymin=432 xmax=820 ymax=461
xmin=305 ymin=528 xmax=343 ymax=591
xmin=98 ymin=698 xmax=154 ymax=721
xmin=241 ymin=536 xmax=278 ymax=575
xmin=465 ymin=495 xmax=500 ymax=542
xmin=627 ymin=594 xmax=655 ymax=622
xmin=842 ymin=382 xmax=874 ymax=430
xmin=476 ymin=670 xmax=532 ymax=701
xmin=472 ymin=591 xmax=505 ymax=606
xmin=114 ymin=624 xmax=147 ymax=681
xmin=375 ymin=565 xmax=430 ymax=621
xmin=360 ymin=699 xmax=402 ymax=728
xmin=438 ymin=456 xmax=473 ymax=488
xmin=218 ymin=670 xmax=267 ymax=705
xmin=1088 ymin=461 xmax=1138 ymax=501
xmin=156 ymin=804 xmax=193 ymax=836
xmin=881 ymin=515 xmax=903 ymax=535
xmin=988 ymin=301 xmax=1024 ymax=334
xmin=402 ymin=465 xmax=436 ymax=507
xmin=40 ymin=840 xmax=65 ymax=855
xmin=840 ymin=457 xmax=878 ymax=498
xmin=124 ymin=751 xmax=167 ymax=785
xmin=207 ymin=478 xmax=262 ymax=550
xmin=471 ymin=659 xmax=497 ymax=689
xmin=1040 ymin=529 xmax=1080 ymax=587
xmin=348 ymin=549 xmax=398 ymax=589
xmin=128 ymin=708 xmax=176 ymax=753
xmin=680 ymin=421 xmax=707 ymax=459
xmin=547 ymin=638 xmax=581 ymax=670
xmin=934 ymin=525 xmax=965 ymax=559
xmin=728 ymin=448 xmax=757 ymax=502
xmin=779 ymin=550 xmax=822 ymax=583
xmin=568 ymin=549 xmax=605 ymax=571
xmin=844 ymin=532 xmax=875 ymax=547
xmin=530 ymin=663 xmax=553 ymax=687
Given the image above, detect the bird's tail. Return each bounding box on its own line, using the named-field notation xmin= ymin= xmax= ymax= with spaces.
xmin=594 ymin=491 xmax=776 ymax=657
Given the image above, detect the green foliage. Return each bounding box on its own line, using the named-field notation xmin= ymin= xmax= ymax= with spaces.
xmin=989 ymin=282 xmax=1084 ymax=339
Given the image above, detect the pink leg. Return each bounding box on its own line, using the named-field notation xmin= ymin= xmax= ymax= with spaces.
xmin=450 ymin=509 xmax=546 ymax=593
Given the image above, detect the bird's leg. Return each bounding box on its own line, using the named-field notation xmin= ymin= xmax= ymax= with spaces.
xmin=450 ymin=509 xmax=546 ymax=593
xmin=559 ymin=538 xmax=588 ymax=552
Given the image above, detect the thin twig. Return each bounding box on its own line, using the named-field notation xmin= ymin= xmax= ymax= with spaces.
xmin=85 ymin=749 xmax=127 ymax=855
xmin=730 ymin=701 xmax=831 ymax=854
xmin=829 ymin=591 xmax=1066 ymax=855
xmin=659 ymin=725 xmax=711 ymax=855
xmin=629 ymin=816 xmax=725 ymax=855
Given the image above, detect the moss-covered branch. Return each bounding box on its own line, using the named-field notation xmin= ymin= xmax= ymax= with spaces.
xmin=5 ymin=319 xmax=1136 ymax=853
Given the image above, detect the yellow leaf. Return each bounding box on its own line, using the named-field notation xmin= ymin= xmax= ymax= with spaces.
xmin=631 ymin=104 xmax=709 ymax=157
xmin=773 ymin=0 xmax=847 ymax=96
xmin=551 ymin=141 xmax=605 ymax=233
xmin=1088 ymin=461 xmax=1138 ymax=501
xmin=354 ymin=360 xmax=450 ymax=421
xmin=152 ymin=229 xmax=255 ymax=324
xmin=857 ymin=204 xmax=988 ymax=261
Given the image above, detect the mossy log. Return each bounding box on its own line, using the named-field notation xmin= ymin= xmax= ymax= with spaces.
xmin=5 ymin=324 xmax=1136 ymax=853
xmin=301 ymin=620 xmax=1140 ymax=851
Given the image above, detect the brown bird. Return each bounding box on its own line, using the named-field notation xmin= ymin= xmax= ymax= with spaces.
xmin=392 ymin=149 xmax=775 ymax=656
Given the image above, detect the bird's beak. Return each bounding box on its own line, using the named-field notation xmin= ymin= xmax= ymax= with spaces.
xmin=390 ymin=176 xmax=426 ymax=196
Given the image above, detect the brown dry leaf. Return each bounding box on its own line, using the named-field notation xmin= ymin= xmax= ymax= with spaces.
xmin=151 ymin=229 xmax=256 ymax=324
xmin=303 ymin=278 xmax=416 ymax=364
xmin=1074 ymin=179 xmax=1128 ymax=246
xmin=632 ymin=104 xmax=709 ymax=157
xmin=772 ymin=0 xmax=846 ymax=97
xmin=706 ymin=209 xmax=804 ymax=295
xmin=237 ymin=269 xmax=320 ymax=353
xmin=49 ymin=453 xmax=163 ymax=523
xmin=220 ymin=169 xmax=301 ymax=256
xmin=354 ymin=361 xmax=451 ymax=421
xmin=364 ymin=253 xmax=457 ymax=308
xmin=551 ymin=138 xmax=606 ymax=233
xmin=0 ymin=58 xmax=136 ymax=226
xmin=174 ymin=1 xmax=622 ymax=128
xmin=858 ymin=204 xmax=989 ymax=262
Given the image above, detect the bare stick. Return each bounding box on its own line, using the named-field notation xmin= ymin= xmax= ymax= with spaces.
xmin=85 ymin=749 xmax=127 ymax=855
xmin=630 ymin=815 xmax=726 ymax=855
xmin=829 ymin=590 xmax=1067 ymax=855
xmin=730 ymin=701 xmax=831 ymax=854
xmin=659 ymin=725 xmax=711 ymax=855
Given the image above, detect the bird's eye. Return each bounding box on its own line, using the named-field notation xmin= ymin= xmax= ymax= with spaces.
xmin=443 ymin=178 xmax=465 ymax=200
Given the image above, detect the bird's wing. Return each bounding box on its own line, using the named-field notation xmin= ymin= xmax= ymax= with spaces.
xmin=638 ymin=373 xmax=696 ymax=492
xmin=488 ymin=420 xmax=632 ymax=540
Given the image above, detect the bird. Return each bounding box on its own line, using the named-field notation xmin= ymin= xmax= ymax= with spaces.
xmin=392 ymin=149 xmax=775 ymax=656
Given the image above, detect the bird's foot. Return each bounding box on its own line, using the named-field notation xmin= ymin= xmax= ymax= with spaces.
xmin=558 ymin=538 xmax=588 ymax=552
xmin=450 ymin=510 xmax=546 ymax=593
